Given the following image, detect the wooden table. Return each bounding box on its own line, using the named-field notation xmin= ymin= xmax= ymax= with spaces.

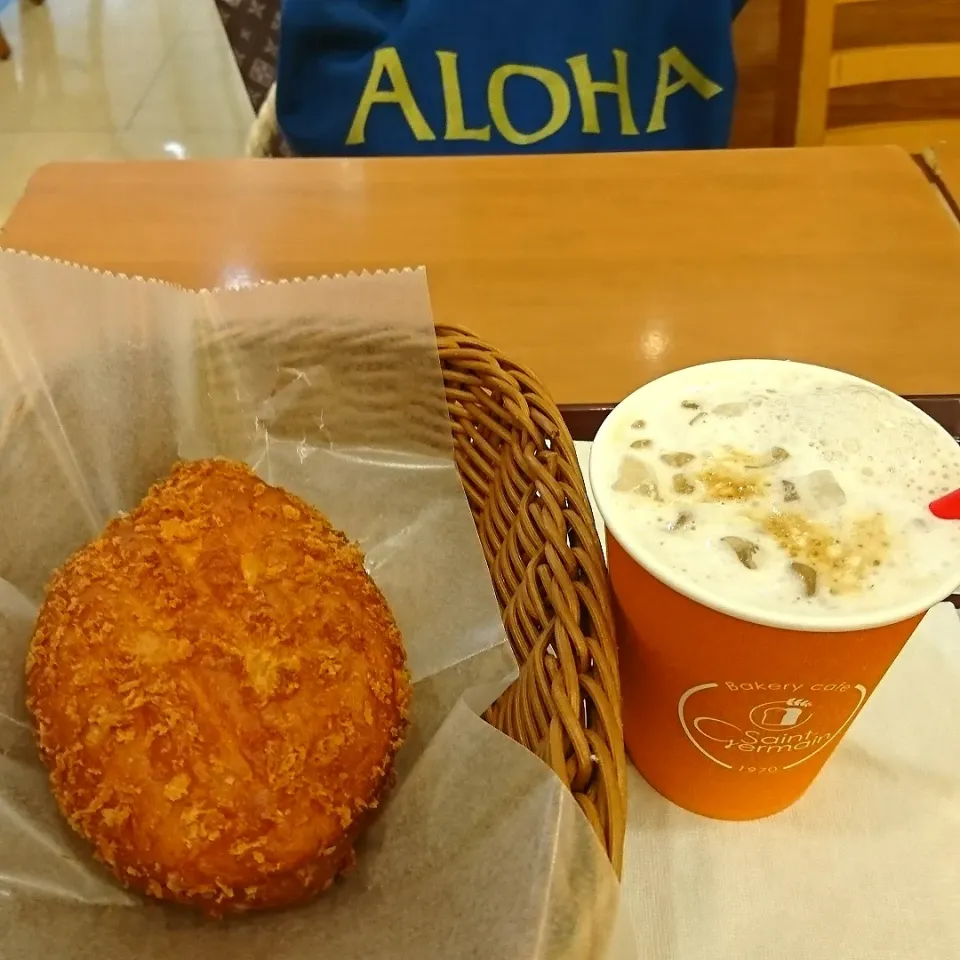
xmin=3 ymin=147 xmax=960 ymax=420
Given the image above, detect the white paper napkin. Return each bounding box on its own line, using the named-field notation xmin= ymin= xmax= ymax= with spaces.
xmin=576 ymin=440 xmax=960 ymax=960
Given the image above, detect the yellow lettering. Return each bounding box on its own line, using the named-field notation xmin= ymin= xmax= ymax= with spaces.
xmin=437 ymin=51 xmax=491 ymax=141
xmin=566 ymin=50 xmax=638 ymax=135
xmin=346 ymin=47 xmax=435 ymax=146
xmin=646 ymin=46 xmax=723 ymax=134
xmin=488 ymin=64 xmax=571 ymax=146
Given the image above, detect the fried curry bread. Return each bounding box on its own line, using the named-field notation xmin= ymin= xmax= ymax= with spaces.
xmin=26 ymin=459 xmax=410 ymax=915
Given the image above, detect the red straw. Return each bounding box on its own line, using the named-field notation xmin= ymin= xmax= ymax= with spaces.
xmin=929 ymin=488 xmax=960 ymax=520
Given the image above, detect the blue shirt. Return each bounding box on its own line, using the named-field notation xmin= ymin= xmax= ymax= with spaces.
xmin=277 ymin=0 xmax=746 ymax=157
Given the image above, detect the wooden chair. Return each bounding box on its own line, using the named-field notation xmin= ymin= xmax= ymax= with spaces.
xmin=775 ymin=0 xmax=960 ymax=151
xmin=0 ymin=0 xmax=46 ymax=61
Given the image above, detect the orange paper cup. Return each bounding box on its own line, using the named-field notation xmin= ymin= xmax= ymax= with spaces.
xmin=591 ymin=361 xmax=960 ymax=820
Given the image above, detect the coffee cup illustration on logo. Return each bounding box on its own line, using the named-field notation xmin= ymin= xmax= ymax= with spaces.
xmin=752 ymin=698 xmax=810 ymax=730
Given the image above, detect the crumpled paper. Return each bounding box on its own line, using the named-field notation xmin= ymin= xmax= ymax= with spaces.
xmin=0 ymin=253 xmax=635 ymax=960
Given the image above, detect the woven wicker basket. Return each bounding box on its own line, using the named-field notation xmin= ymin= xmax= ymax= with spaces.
xmin=121 ymin=301 xmax=628 ymax=874
xmin=436 ymin=325 xmax=627 ymax=874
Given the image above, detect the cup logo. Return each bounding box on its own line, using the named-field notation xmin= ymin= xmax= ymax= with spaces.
xmin=678 ymin=682 xmax=867 ymax=772
xmin=750 ymin=698 xmax=812 ymax=731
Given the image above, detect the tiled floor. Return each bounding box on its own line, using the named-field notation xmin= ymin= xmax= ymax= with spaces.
xmin=0 ymin=0 xmax=252 ymax=224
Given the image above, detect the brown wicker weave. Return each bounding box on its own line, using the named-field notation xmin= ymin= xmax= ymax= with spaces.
xmin=436 ymin=325 xmax=627 ymax=874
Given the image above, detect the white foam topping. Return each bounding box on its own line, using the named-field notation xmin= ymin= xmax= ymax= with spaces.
xmin=591 ymin=361 xmax=960 ymax=630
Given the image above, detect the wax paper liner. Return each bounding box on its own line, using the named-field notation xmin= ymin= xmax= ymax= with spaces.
xmin=0 ymin=252 xmax=635 ymax=960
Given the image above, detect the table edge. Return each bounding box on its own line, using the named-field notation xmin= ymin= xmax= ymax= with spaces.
xmin=561 ymin=395 xmax=960 ymax=442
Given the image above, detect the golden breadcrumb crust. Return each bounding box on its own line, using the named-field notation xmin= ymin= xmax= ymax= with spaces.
xmin=26 ymin=459 xmax=410 ymax=916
